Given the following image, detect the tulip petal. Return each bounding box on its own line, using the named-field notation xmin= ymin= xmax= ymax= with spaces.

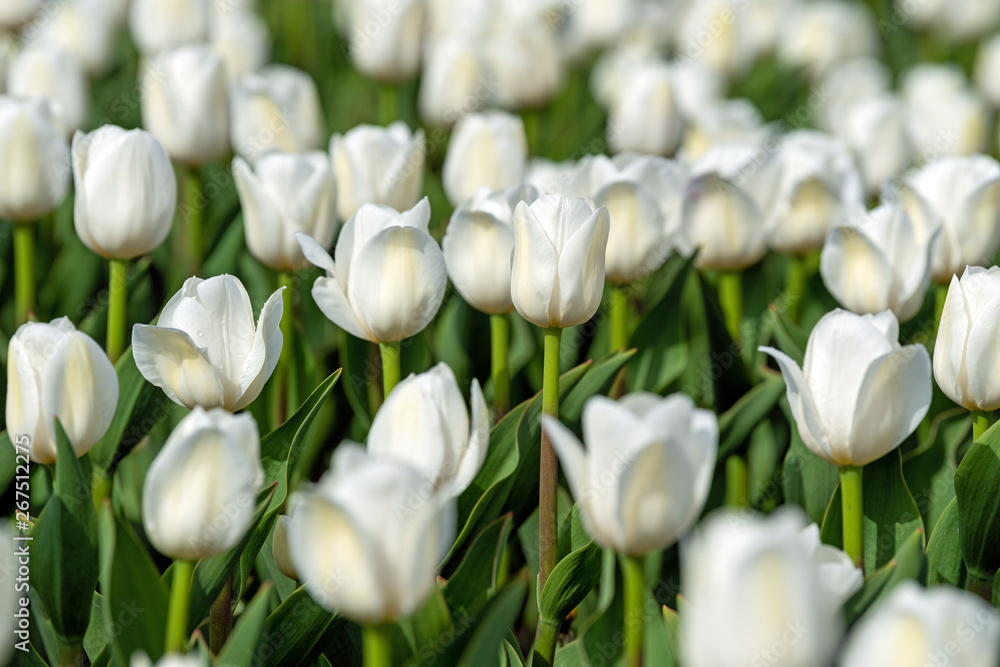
xmin=510 ymin=200 xmax=558 ymax=327
xmin=396 ymin=496 xmax=456 ymax=618
xmin=557 ymin=206 xmax=610 ymax=327
xmin=444 ymin=379 xmax=490 ymax=498
xmin=963 ymin=289 xmax=1000 ymax=411
xmin=932 ymin=275 xmax=972 ymax=408
xmin=233 ymin=287 xmax=284 ymax=411
xmin=541 ymin=416 xmax=587 ymax=511
xmin=617 ymin=439 xmax=694 ymax=554
xmin=820 ymin=226 xmax=892 ymax=315
xmin=441 ymin=209 xmax=515 ymax=314
xmin=132 ymin=324 xmax=225 ymax=409
xmin=759 ymin=346 xmax=835 ymax=463
xmin=955 ymin=175 xmax=1000 ymax=269
xmin=5 ymin=330 xmax=46 ymax=462
xmin=295 ymin=231 xmax=337 ymax=275
xmin=312 ymin=275 xmax=372 ymax=341
xmin=233 ymin=155 xmax=283 ymax=269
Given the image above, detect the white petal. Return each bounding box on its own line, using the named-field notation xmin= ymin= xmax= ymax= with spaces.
xmin=759 ymin=346 xmax=835 ymax=463
xmin=132 ymin=324 xmax=225 ymax=409
xmin=233 ymin=287 xmax=284 ymax=411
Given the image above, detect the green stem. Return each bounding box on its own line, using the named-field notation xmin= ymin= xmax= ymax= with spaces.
xmin=106 ymin=258 xmax=128 ymax=363
xmin=13 ymin=222 xmax=35 ymax=325
xmin=724 ymin=455 xmax=749 ymax=507
xmin=786 ymin=255 xmax=807 ymax=324
xmin=490 ymin=314 xmax=510 ymax=416
xmin=934 ymin=283 xmax=949 ymax=336
xmin=379 ymin=341 xmax=401 ymax=399
xmin=718 ymin=271 xmax=742 ymax=343
xmin=622 ymin=554 xmax=646 ymax=667
xmin=362 ymin=623 xmax=393 ymax=667
xmin=840 ymin=465 xmax=864 ymax=570
xmin=610 ymin=285 xmax=629 ymax=351
xmin=532 ymin=619 xmax=559 ymax=667
xmin=965 ymin=572 xmax=995 ymax=604
xmin=185 ymin=167 xmax=203 ymax=273
xmin=92 ymin=468 xmax=112 ymax=513
xmin=165 ymin=559 xmax=195 ymax=654
xmin=56 ymin=641 xmax=85 ymax=667
xmin=210 ymin=575 xmax=233 ymax=655
xmin=273 ymin=272 xmax=295 ymax=427
xmin=539 ymin=328 xmax=562 ymax=591
xmin=972 ymin=410 xmax=993 ymax=443
xmin=379 ymin=84 xmax=398 ymax=126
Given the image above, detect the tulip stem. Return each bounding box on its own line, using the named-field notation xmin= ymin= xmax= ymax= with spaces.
xmin=972 ymin=410 xmax=993 ymax=442
xmin=490 ymin=314 xmax=510 ymax=416
xmin=622 ymin=554 xmax=646 ymax=667
xmin=210 ymin=575 xmax=233 ymax=654
xmin=379 ymin=84 xmax=397 ymax=126
xmin=610 ymin=285 xmax=629 ymax=351
xmin=165 ymin=559 xmax=195 ymax=654
xmin=106 ymin=258 xmax=128 ymax=363
xmin=540 ymin=328 xmax=562 ymax=589
xmin=379 ymin=341 xmax=401 ymax=399
xmin=786 ymin=255 xmax=807 ymax=324
xmin=725 ymin=455 xmax=749 ymax=507
xmin=840 ymin=465 xmax=864 ymax=570
xmin=13 ymin=222 xmax=35 ymax=325
xmin=362 ymin=623 xmax=393 ymax=667
xmin=56 ymin=640 xmax=85 ymax=667
xmin=934 ymin=283 xmax=948 ymax=336
xmin=184 ymin=167 xmax=203 ymax=273
xmin=274 ymin=272 xmax=295 ymax=426
xmin=718 ymin=271 xmax=742 ymax=343
xmin=965 ymin=572 xmax=995 ymax=604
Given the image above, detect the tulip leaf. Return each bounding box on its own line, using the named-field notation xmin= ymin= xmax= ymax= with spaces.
xmin=259 ymin=586 xmax=357 ymax=667
xmin=401 ymin=589 xmax=453 ymax=662
xmin=765 ymin=304 xmax=808 ymax=365
xmin=216 ymin=583 xmax=275 ymax=666
xmin=31 ymin=419 xmax=100 ymax=643
xmin=698 ymin=272 xmax=753 ymax=411
xmin=927 ymin=498 xmax=967 ymax=588
xmin=557 ymin=504 xmax=592 ymax=557
xmin=560 ymin=348 xmax=636 ymax=427
xmin=901 ymin=407 xmax=965 ymax=535
xmin=953 ymin=425 xmax=1000 ymax=580
xmin=339 ymin=329 xmax=374 ymax=431
xmin=716 ymin=371 xmax=785 ymax=460
xmin=781 ymin=399 xmax=840 ymax=525
xmin=538 ymin=543 xmax=602 ymax=626
xmin=843 ymin=527 xmax=925 ymax=624
xmin=819 ymin=449 xmax=925 ymax=574
xmin=443 ymin=514 xmax=514 ymax=616
xmin=0 ymin=430 xmax=13 ymax=496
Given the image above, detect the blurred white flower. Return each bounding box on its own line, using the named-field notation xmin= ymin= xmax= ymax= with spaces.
xmin=901 ymin=64 xmax=990 ymax=159
xmin=129 ymin=0 xmax=210 ymax=55
xmin=418 ymin=37 xmax=489 ymax=127
xmin=346 ymin=0 xmax=424 ymax=81
xmin=607 ymin=59 xmax=683 ymax=157
xmin=0 ymin=0 xmax=40 ymax=29
xmin=676 ymin=0 xmax=754 ymax=78
xmin=894 ymin=0 xmax=1000 ymax=41
xmin=839 ymin=93 xmax=913 ymax=194
xmin=443 ymin=110 xmax=528 ymax=206
xmin=272 ymin=515 xmax=299 ymax=580
xmin=8 ymin=43 xmax=89 ymax=136
xmin=230 ymin=65 xmax=324 ymax=162
xmin=559 ymin=0 xmax=636 ymax=60
xmin=682 ymin=98 xmax=772 ymax=161
xmin=26 ymin=0 xmax=116 ymax=75
xmin=777 ymin=0 xmax=879 ymax=77
xmin=668 ymin=60 xmax=725 ymax=121
xmin=974 ymin=34 xmax=1000 ymax=107
xmin=210 ymin=9 xmax=272 ymax=81
xmin=0 ymin=97 xmax=71 ymax=221
xmin=485 ymin=23 xmax=562 ymax=109
xmin=526 ymin=157 xmax=577 ymax=195
xmin=589 ymin=41 xmax=659 ymax=110
xmin=815 ymin=58 xmax=891 ymax=134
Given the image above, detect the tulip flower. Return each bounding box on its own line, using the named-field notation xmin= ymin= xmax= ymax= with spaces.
xmin=26 ymin=0 xmax=116 ymax=75
xmin=288 ymin=446 xmax=455 ymax=642
xmin=676 ymin=0 xmax=755 ymax=79
xmin=8 ymin=43 xmax=89 ymax=137
xmin=838 ymin=93 xmax=913 ymax=195
xmin=815 ymin=57 xmax=891 ymax=134
xmin=821 ymin=204 xmax=938 ymax=323
xmin=230 ymin=65 xmax=324 ymax=163
xmin=761 ymin=309 xmax=931 ymax=566
xmin=141 ymin=45 xmax=230 ymax=166
xmin=133 ymin=275 xmax=283 ymax=411
xmin=681 ymin=98 xmax=771 ymax=160
xmin=210 ymin=9 xmax=272 ymax=81
xmin=776 ymin=0 xmax=879 ymax=78
xmin=901 ymin=64 xmax=989 ymax=159
xmin=485 ymin=24 xmax=562 ymax=110
xmin=129 ymin=0 xmax=209 ymax=55
xmin=330 ymin=121 xmax=426 ymax=221
xmin=838 ymin=582 xmax=999 ymax=667
xmin=0 ymin=0 xmax=40 ymax=29
xmin=297 ymin=198 xmax=447 ymax=396
xmin=271 ymin=515 xmax=298 ymax=580
xmin=142 ymin=407 xmax=263 ymax=652
xmin=5 ymin=317 xmax=118 ymax=464
xmin=131 ymin=653 xmax=205 ymax=667
xmin=682 ymin=509 xmax=862 ymax=667
xmin=898 ymin=0 xmax=1000 ymax=42
xmin=0 ymin=97 xmax=71 ymax=324
xmin=974 ymin=35 xmax=1000 ymax=107
xmin=417 ymin=37 xmax=488 ymax=128
xmin=442 ymin=111 xmax=528 ymax=207
xmin=345 ymin=0 xmax=424 ymax=82
xmin=607 ymin=60 xmax=682 ymax=157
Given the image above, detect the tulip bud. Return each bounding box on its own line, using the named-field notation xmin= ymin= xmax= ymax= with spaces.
xmin=761 ymin=309 xmax=931 ymax=466
xmin=73 ymin=125 xmax=177 ymax=259
xmin=891 ymin=156 xmax=1000 ymax=283
xmin=368 ymin=362 xmax=489 ymax=497
xmin=0 ymin=97 xmax=71 ymax=222
xmin=230 ymin=65 xmax=324 ymax=163
xmin=210 ymin=9 xmax=272 ymax=81
xmin=821 ymin=205 xmax=937 ymax=322
xmin=485 ymin=25 xmax=562 ymax=110
xmin=330 ymin=121 xmax=426 ymax=221
xmin=6 ymin=317 xmax=118 ymax=464
xmin=142 ymin=408 xmax=263 ymax=560
xmin=777 ymin=1 xmax=878 ymax=78
xmin=272 ymin=515 xmax=298 ymax=580
xmin=0 ymin=0 xmax=40 ymax=29
xmin=26 ymin=0 xmax=116 ymax=75
xmin=933 ymin=266 xmax=1000 ymax=411
xmin=288 ymin=445 xmax=455 ymax=623
xmin=902 ymin=64 xmax=989 ymax=158
xmin=8 ymin=43 xmax=89 ymax=137
xmin=607 ymin=60 xmax=682 ymax=157
xmin=346 ymin=0 xmax=425 ymax=82
xmin=544 ymin=393 xmax=717 ymax=554
xmin=442 ymin=111 xmax=528 ymax=207
xmin=298 ymin=197 xmax=447 ymax=343
xmin=677 ymin=0 xmax=755 ymax=78
xmin=141 ymin=45 xmax=230 ymax=166
xmin=838 ymin=582 xmax=999 ymax=667
xmin=815 ymin=57 xmax=891 ymax=134
xmin=839 ymin=93 xmax=912 ymax=194
xmin=129 ymin=0 xmax=209 ymax=55
xmin=682 ymin=98 xmax=771 ymax=162
xmin=510 ymin=194 xmax=610 ymax=328
xmin=234 ymin=151 xmax=338 ymax=272
xmin=766 ymin=130 xmax=864 ymax=253
xmin=133 ymin=275 xmax=283 ymax=411
xmin=682 ymin=509 xmax=862 ymax=667
xmin=418 ymin=37 xmax=489 ymax=128
xmin=974 ymin=35 xmax=1000 ymax=107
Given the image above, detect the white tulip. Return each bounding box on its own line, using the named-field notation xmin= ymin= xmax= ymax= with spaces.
xmin=417 ymin=37 xmax=489 ymax=128
xmin=442 ymin=184 xmax=538 ymax=314
xmin=132 ymin=275 xmax=284 ymax=411
xmin=484 ymin=24 xmax=562 ymax=110
xmin=0 ymin=0 xmax=40 ymax=29
xmin=442 ymin=111 xmax=528 ymax=207
xmin=590 ymin=42 xmax=659 ymax=111
xmin=933 ymin=266 xmax=1000 ymax=411
xmin=974 ymin=35 xmax=1000 ymax=107
xmin=821 ymin=205 xmax=937 ymax=323
xmin=234 ymin=151 xmax=337 ymax=272
xmin=679 ymin=143 xmax=776 ymax=270
xmin=131 ymin=653 xmax=206 ymax=667
xmin=766 ymin=130 xmax=864 ymax=254
xmin=777 ymin=0 xmax=879 ymax=77
xmin=681 ymin=98 xmax=772 ymax=161
xmin=330 ymin=121 xmax=425 ymax=221
xmin=668 ymin=60 xmax=725 ymax=121
xmin=288 ymin=444 xmax=455 ymax=623
xmin=142 ymin=408 xmax=263 ymax=560
xmin=510 ymin=194 xmax=610 ymax=328
xmin=839 ymin=582 xmax=999 ymax=667
xmin=129 ymin=0 xmax=209 ymax=55
xmin=526 ymin=157 xmax=577 ymax=196
xmin=607 ymin=60 xmax=683 ymax=157
xmin=901 ymin=64 xmax=989 ymax=159
xmin=544 ymin=392 xmax=717 ymax=554
xmin=210 ymin=9 xmax=272 ymax=81
xmin=8 ymin=43 xmax=89 ymax=137
xmin=73 ymin=125 xmax=177 ymax=259
xmin=815 ymin=58 xmax=891 ymax=134
xmin=0 ymin=97 xmax=71 ymax=222
xmin=761 ymin=309 xmax=931 ymax=466
xmin=272 ymin=515 xmax=298 ymax=580
xmin=298 ymin=198 xmax=447 ymax=343
xmin=891 ymin=155 xmax=1000 ymax=282
xmin=346 ymin=0 xmax=424 ymax=81
xmin=676 ymin=0 xmax=755 ymax=78
xmin=683 ymin=508 xmax=862 ymax=667
xmin=230 ymin=65 xmax=324 ymax=162
xmin=368 ymin=362 xmax=489 ymax=497
xmin=26 ymin=0 xmax=116 ymax=75
xmin=5 ymin=317 xmax=118 ymax=464
xmin=142 ymin=45 xmax=229 ymax=165
xmin=838 ymin=93 xmax=913 ymax=194
xmin=895 ymin=0 xmax=1000 ymax=41
xmin=559 ymin=0 xmax=635 ymax=59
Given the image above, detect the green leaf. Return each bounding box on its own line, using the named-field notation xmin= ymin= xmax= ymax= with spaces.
xmin=626 ymin=255 xmax=692 ymax=394
xmin=538 ymin=543 xmax=602 ymax=626
xmin=443 ymin=515 xmax=513 ymax=616
xmin=781 ymin=400 xmax=840 ymax=525
xmin=0 ymin=431 xmax=14 ymax=496
xmin=953 ymin=424 xmax=1000 ymax=579
xmin=765 ymin=304 xmax=807 ymax=365
xmin=698 ymin=272 xmax=753 ymax=411
xmin=429 ymin=578 xmax=528 ymax=667
xmin=843 ymin=527 xmax=925 ymax=623
xmin=560 ymin=349 xmax=636 ymax=427
xmin=259 ymin=586 xmax=357 ymax=667
xmin=926 ymin=498 xmax=967 ymax=588
xmin=217 ymin=583 xmax=276 ymax=666
xmin=31 ymin=420 xmax=99 ymax=642
xmin=402 ymin=589 xmax=453 ymax=662
xmin=716 ymin=371 xmax=785 ymax=460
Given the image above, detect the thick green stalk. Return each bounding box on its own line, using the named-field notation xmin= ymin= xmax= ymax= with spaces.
xmin=539 ymin=327 xmax=562 ymax=592
xmin=532 ymin=619 xmax=559 ymax=667
xmin=840 ymin=465 xmax=864 ymax=570
xmin=362 ymin=623 xmax=393 ymax=667
xmin=972 ymin=410 xmax=993 ymax=443
xmin=622 ymin=555 xmax=646 ymax=667
xmin=165 ymin=559 xmax=195 ymax=654
xmin=965 ymin=573 xmax=995 ymax=604
xmin=56 ymin=641 xmax=85 ymax=667
xmin=92 ymin=469 xmax=112 ymax=513
xmin=106 ymin=258 xmax=128 ymax=363
xmin=490 ymin=313 xmax=510 ymax=415
xmin=718 ymin=271 xmax=742 ymax=343
xmin=934 ymin=283 xmax=949 ymax=336
xmin=185 ymin=167 xmax=203 ymax=273
xmin=379 ymin=84 xmax=398 ymax=126
xmin=13 ymin=222 xmax=35 ymax=325
xmin=379 ymin=341 xmax=401 ymax=399
xmin=785 ymin=255 xmax=806 ymax=323
xmin=610 ymin=285 xmax=629 ymax=351
xmin=210 ymin=576 xmax=233 ymax=654
xmin=725 ymin=455 xmax=749 ymax=507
